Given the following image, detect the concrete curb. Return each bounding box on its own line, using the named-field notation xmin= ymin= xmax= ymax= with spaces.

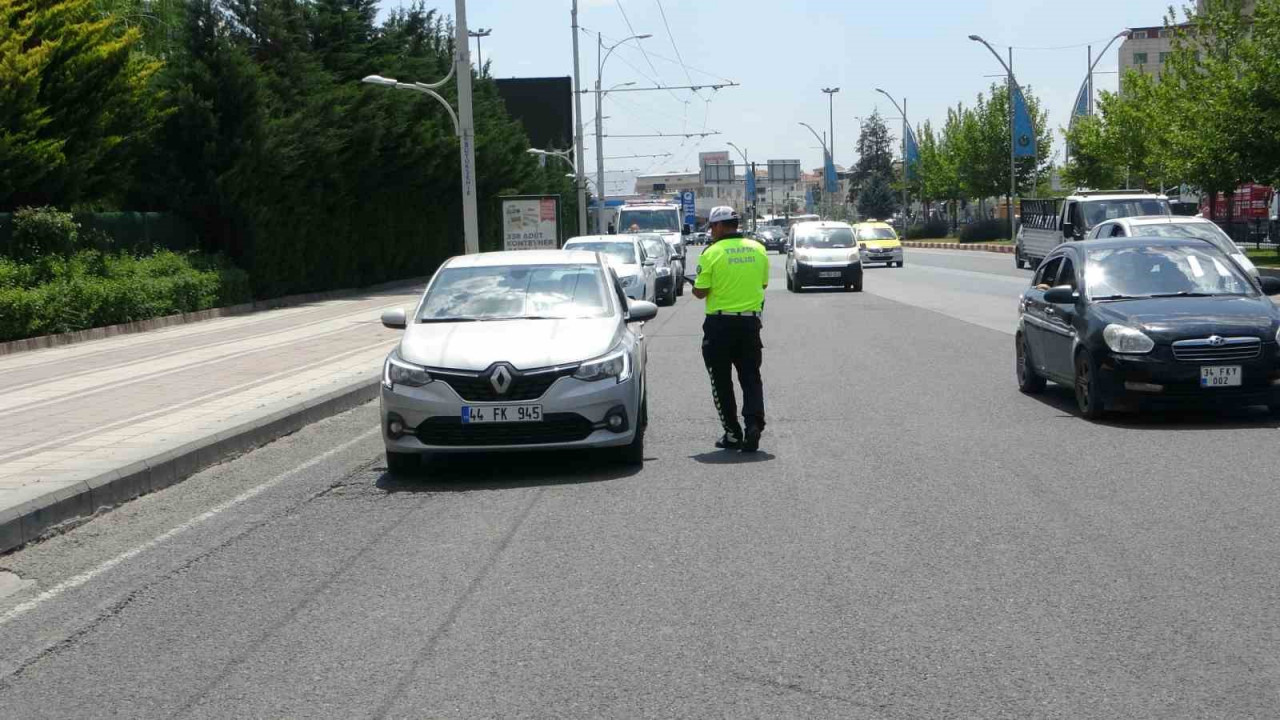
xmin=903 ymin=241 xmax=1015 ymax=255
xmin=0 ymin=377 xmax=381 ymax=554
xmin=0 ymin=276 xmax=428 ymax=357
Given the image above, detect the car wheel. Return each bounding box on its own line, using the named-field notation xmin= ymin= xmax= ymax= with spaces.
xmin=1015 ymin=246 xmax=1027 ymax=270
xmin=676 ymin=276 xmax=684 ymax=296
xmin=386 ymin=450 xmax=419 ymax=474
xmin=1074 ymin=351 xmax=1106 ymax=420
xmin=852 ymin=273 xmax=864 ymax=292
xmin=617 ymin=398 xmax=646 ymax=466
xmin=1016 ymin=333 xmax=1046 ymax=394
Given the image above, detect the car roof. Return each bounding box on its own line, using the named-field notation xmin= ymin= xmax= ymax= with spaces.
xmin=853 ymin=220 xmax=893 ymax=228
xmin=1069 ymin=192 xmax=1168 ymax=202
xmin=1117 ymin=215 xmax=1216 ymax=227
xmin=565 ymin=235 xmax=638 ymax=244
xmin=792 ymin=221 xmax=852 ymax=231
xmin=445 ymin=250 xmax=601 ymax=268
xmin=1059 ymin=236 xmax=1220 ymax=252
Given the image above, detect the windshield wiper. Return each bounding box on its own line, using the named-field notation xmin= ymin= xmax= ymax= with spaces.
xmin=1092 ymin=294 xmax=1148 ymax=301
xmin=1149 ymin=291 xmax=1216 ymax=298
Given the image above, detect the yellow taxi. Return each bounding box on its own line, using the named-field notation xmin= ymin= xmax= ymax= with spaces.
xmin=854 ymin=221 xmax=904 ymax=268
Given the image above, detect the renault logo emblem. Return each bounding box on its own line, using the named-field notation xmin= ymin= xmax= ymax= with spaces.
xmin=1208 ymin=335 xmax=1226 ymax=347
xmin=490 ymin=364 xmax=514 ymax=395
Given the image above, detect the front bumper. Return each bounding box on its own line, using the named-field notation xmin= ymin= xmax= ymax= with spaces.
xmin=1096 ymin=348 xmax=1280 ymax=409
xmin=793 ymin=261 xmax=862 ymax=286
xmin=381 ymin=372 xmax=640 ymax=454
xmin=861 ymin=246 xmax=904 ymax=265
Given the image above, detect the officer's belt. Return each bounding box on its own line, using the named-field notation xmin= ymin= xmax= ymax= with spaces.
xmin=710 ymin=310 xmax=761 ymax=317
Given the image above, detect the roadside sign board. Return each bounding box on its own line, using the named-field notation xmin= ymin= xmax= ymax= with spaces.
xmin=502 ymin=195 xmax=560 ymax=251
xmin=680 ymin=190 xmax=696 ymax=229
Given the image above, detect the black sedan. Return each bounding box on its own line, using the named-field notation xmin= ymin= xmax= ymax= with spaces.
xmin=757 ymin=228 xmax=787 ymax=253
xmin=637 ymin=234 xmax=679 ymax=306
xmin=1015 ymin=237 xmax=1280 ymax=418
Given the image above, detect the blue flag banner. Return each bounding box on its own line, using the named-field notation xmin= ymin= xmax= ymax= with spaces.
xmin=1012 ymin=84 xmax=1036 ymax=158
xmin=823 ymin=151 xmax=838 ymax=194
xmin=745 ymin=167 xmax=757 ymax=203
xmin=805 ymin=188 xmax=815 ymax=214
xmin=905 ymin=125 xmax=921 ymax=181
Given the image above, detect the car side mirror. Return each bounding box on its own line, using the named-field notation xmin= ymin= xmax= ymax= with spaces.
xmin=1061 ymin=221 xmax=1075 ymax=239
xmin=1260 ymin=276 xmax=1280 ymax=295
xmin=627 ymin=299 xmax=658 ymax=323
xmin=381 ymin=308 xmax=407 ymax=329
xmin=1043 ymin=285 xmax=1078 ymax=304
xmin=643 ymin=259 xmax=655 ymax=267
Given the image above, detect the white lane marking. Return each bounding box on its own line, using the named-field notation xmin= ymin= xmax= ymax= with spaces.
xmin=0 ymin=427 xmax=381 ymax=627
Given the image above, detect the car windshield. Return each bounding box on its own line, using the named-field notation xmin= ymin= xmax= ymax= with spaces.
xmin=795 ymin=228 xmax=855 ymax=249
xmin=419 ymin=264 xmax=611 ymax=321
xmin=857 ymin=227 xmax=898 ymax=241
xmin=639 ymin=237 xmax=667 ymax=261
xmin=618 ymin=209 xmax=680 ymax=233
xmin=1081 ymin=199 xmax=1170 ymax=229
xmin=1085 ymin=245 xmax=1256 ymax=300
xmin=566 ymin=241 xmax=637 ymax=265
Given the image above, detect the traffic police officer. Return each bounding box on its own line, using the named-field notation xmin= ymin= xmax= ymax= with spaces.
xmin=692 ymin=206 xmax=769 ymax=452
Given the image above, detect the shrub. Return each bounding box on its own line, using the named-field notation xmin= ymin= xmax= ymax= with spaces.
xmin=958 ymin=219 xmax=1011 ymax=243
xmin=0 ymin=250 xmax=252 ymax=342
xmin=12 ymin=206 xmax=80 ymax=260
xmin=906 ymin=219 xmax=950 ymax=240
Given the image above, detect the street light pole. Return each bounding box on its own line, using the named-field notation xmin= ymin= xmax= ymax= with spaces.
xmin=822 ymin=87 xmax=840 ymax=219
xmin=969 ymin=35 xmax=1016 ymax=245
xmin=570 ymin=2 xmax=588 ymax=235
xmin=361 ymin=1 xmax=479 ymax=255
xmin=875 ymin=88 xmax=910 ymax=232
xmin=468 ymin=28 xmax=491 ymax=74
xmin=594 ymin=33 xmax=651 ymax=233
xmin=798 ymin=122 xmax=828 ymax=219
xmin=727 ymin=142 xmax=753 ymax=231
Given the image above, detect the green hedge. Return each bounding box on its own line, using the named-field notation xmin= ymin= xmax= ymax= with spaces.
xmin=958 ymin=219 xmax=1011 ymax=243
xmin=0 ymin=211 xmax=199 ymax=258
xmin=906 ymin=219 xmax=951 ymax=240
xmin=0 ymin=250 xmax=251 ymax=342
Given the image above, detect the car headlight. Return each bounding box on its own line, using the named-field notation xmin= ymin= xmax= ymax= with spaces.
xmin=1103 ymin=324 xmax=1155 ymax=354
xmin=1275 ymin=324 xmax=1280 ymax=346
xmin=849 ymin=251 xmax=861 ymax=262
xmin=573 ymin=346 xmax=632 ymax=383
xmin=383 ymin=351 xmax=432 ymax=389
xmin=621 ymin=274 xmax=643 ymax=288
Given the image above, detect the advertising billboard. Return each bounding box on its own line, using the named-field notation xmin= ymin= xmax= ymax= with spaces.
xmin=700 ymin=151 xmax=735 ymax=184
xmin=502 ymin=195 xmax=561 ymax=251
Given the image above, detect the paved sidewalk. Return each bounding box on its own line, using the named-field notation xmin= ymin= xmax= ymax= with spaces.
xmin=0 ymin=283 xmax=424 ymax=552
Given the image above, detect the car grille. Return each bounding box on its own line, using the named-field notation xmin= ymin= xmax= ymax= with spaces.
xmin=416 ymin=413 xmax=594 ymax=446
xmin=1171 ymin=336 xmax=1262 ymax=362
xmin=429 ymin=366 xmax=578 ymax=402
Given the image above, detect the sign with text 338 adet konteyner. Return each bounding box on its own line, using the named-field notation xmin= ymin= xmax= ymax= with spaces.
xmin=502 ymin=195 xmax=561 ymax=251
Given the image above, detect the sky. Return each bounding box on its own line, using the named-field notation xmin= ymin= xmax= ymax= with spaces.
xmin=378 ymin=0 xmax=1185 ymax=195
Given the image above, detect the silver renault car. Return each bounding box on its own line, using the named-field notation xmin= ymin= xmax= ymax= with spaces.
xmin=379 ymin=250 xmax=656 ymax=472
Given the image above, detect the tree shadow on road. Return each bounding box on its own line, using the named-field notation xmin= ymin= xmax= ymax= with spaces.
xmin=375 ymin=449 xmax=643 ymax=493
xmin=1030 ymin=385 xmax=1280 ymax=430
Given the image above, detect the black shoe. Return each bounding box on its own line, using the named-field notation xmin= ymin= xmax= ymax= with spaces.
xmin=715 ymin=433 xmax=742 ymax=450
xmin=741 ymin=424 xmax=763 ymax=453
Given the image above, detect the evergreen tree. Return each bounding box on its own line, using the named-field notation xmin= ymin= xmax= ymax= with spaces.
xmin=857 ymin=172 xmax=898 ymax=220
xmin=0 ymin=0 xmax=163 ymax=208
xmin=847 ymin=111 xmax=895 ymax=202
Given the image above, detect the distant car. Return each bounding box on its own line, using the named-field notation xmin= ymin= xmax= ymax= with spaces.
xmin=786 ymin=221 xmax=863 ymax=292
xmin=757 ymin=228 xmax=787 ymax=253
xmin=693 ymin=231 xmax=710 ymax=245
xmin=379 ymin=250 xmax=657 ymax=471
xmin=563 ymin=235 xmax=657 ymax=303
xmin=854 ymin=221 xmax=904 ymax=267
xmin=1016 ymin=236 xmax=1280 ymax=419
xmin=637 ymin=234 xmax=679 ymax=306
xmin=1086 ymin=215 xmax=1260 ymax=281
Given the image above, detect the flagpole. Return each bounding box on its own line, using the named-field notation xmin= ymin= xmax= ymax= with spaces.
xmin=902 ymin=97 xmax=908 ymax=230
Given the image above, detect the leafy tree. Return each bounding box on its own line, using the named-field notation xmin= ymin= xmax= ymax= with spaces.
xmin=0 ymin=0 xmax=164 ymax=209
xmin=857 ymin=172 xmax=898 ymax=220
xmin=1062 ymin=70 xmax=1174 ymax=191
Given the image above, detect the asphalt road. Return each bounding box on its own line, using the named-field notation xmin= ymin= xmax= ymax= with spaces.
xmin=5 ymin=247 xmax=1280 ymax=718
